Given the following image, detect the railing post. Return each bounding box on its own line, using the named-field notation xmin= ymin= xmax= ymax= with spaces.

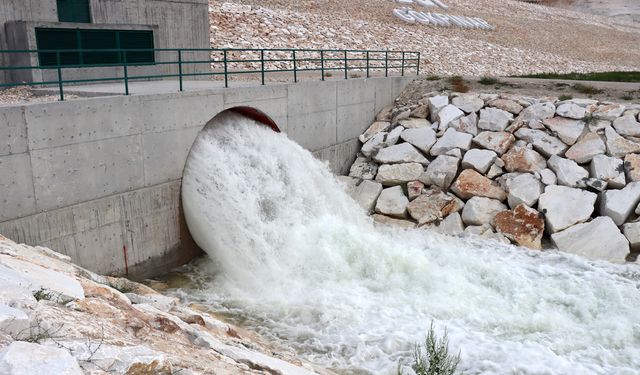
xmin=292 ymin=50 xmax=297 ymax=83
xmin=223 ymin=49 xmax=228 ymax=88
xmin=401 ymin=52 xmax=405 ymax=77
xmin=260 ymin=49 xmax=265 ymax=85
xmin=366 ymin=51 xmax=370 ymax=78
xmin=178 ymin=49 xmax=183 ymax=92
xmin=56 ymin=51 xmax=64 ymax=101
xmin=417 ymin=52 xmax=421 ymax=76
xmin=122 ymin=50 xmax=129 ymax=96
xmin=385 ymin=51 xmax=388 ymax=77
xmin=344 ymin=50 xmax=348 ymax=80
xmin=320 ymin=50 xmax=325 ymax=81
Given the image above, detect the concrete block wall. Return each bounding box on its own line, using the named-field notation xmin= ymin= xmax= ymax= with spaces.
xmin=0 ymin=76 xmax=414 ymax=277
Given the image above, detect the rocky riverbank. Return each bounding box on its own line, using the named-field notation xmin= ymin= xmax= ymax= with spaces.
xmin=342 ymin=78 xmax=640 ymax=263
xmin=0 ymin=235 xmax=322 ymax=374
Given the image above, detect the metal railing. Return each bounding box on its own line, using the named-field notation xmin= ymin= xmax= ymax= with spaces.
xmin=0 ymin=48 xmax=421 ymax=100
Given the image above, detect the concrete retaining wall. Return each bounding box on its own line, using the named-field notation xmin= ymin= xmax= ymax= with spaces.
xmin=0 ymin=76 xmax=414 ymax=278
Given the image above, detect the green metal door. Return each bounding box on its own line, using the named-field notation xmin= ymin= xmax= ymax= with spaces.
xmin=57 ymin=0 xmax=91 ymax=23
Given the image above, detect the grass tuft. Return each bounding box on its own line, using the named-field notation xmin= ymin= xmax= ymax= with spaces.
xmin=517 ymin=71 xmax=640 ymax=83
xmin=573 ymin=83 xmax=604 ymax=95
xmin=426 ymin=75 xmax=441 ymax=81
xmin=558 ymin=94 xmax=573 ymax=101
xmin=478 ymin=76 xmax=499 ymax=85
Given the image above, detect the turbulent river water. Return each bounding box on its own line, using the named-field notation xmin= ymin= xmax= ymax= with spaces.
xmin=179 ymin=113 xmax=640 ymax=374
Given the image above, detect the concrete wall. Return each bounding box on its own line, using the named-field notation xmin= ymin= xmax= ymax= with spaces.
xmin=1 ymin=0 xmax=209 ymax=84
xmin=0 ymin=76 xmax=414 ymax=278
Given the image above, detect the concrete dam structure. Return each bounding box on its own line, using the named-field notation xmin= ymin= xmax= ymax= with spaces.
xmin=0 ymin=76 xmax=413 ymax=278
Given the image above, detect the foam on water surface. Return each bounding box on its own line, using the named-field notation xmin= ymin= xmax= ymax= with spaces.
xmin=181 ymin=112 xmax=640 ymax=374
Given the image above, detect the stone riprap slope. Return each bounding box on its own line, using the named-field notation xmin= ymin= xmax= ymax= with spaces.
xmin=210 ymin=0 xmax=640 ymax=76
xmin=342 ymin=84 xmax=640 ymax=263
xmin=0 ymin=236 xmax=320 ymax=375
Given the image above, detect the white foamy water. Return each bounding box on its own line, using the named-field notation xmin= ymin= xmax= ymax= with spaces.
xmin=181 ymin=112 xmax=640 ymax=375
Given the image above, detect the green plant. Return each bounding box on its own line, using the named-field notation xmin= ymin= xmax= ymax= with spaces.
xmin=516 ymin=71 xmax=640 ymax=83
xmin=426 ymin=75 xmax=441 ymax=81
xmin=620 ymin=91 xmax=635 ymax=101
xmin=558 ymin=94 xmax=573 ymax=101
xmin=573 ymin=83 xmax=604 ymax=95
xmin=33 ymin=288 xmax=54 ymax=301
xmin=324 ymin=71 xmax=333 ymax=78
xmin=479 ymin=76 xmax=499 ymax=85
xmin=400 ymin=322 xmax=461 ymax=375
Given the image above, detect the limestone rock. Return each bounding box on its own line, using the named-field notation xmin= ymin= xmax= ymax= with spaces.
xmin=551 ymin=217 xmax=629 ymax=262
xmin=434 ymin=212 xmax=465 ymax=236
xmin=473 ymin=131 xmax=516 ymax=155
xmin=352 ymin=180 xmax=383 ymax=213
xmin=488 ymin=98 xmax=523 ymax=115
xmin=452 ymin=95 xmax=484 ymax=114
xmin=399 ymin=118 xmax=431 ymax=129
xmin=361 ymin=132 xmax=386 ymax=157
xmin=593 ymin=104 xmax=626 ymax=121
xmin=486 ymin=163 xmax=505 ymax=179
xmin=590 ymin=155 xmax=625 ymax=189
xmin=542 ymin=117 xmax=585 ymax=146
xmin=445 ymin=148 xmax=463 ymax=158
xmin=384 ymin=126 xmax=404 ymax=147
xmin=461 ymin=197 xmax=507 ymax=226
xmin=410 ymin=104 xmax=429 ymax=119
xmin=605 ymin=126 xmax=640 ymax=157
xmin=428 ymin=95 xmax=449 ymax=122
xmin=599 ymin=181 xmax=640 ymax=225
xmin=556 ymin=103 xmax=586 ymax=120
xmin=557 ymin=98 xmax=598 ymax=108
xmin=437 ymin=104 xmax=465 ymax=129
xmin=622 ymin=221 xmax=640 ymax=251
xmin=449 ymin=113 xmax=478 ymax=135
xmin=461 ymin=149 xmax=497 ymax=174
xmin=624 ymin=154 xmax=640 ymax=182
xmin=374 ymin=143 xmax=429 ymax=165
xmin=451 ymin=169 xmax=507 ymax=201
xmin=359 ymin=121 xmax=391 ymax=143
xmin=348 ymin=157 xmax=378 ymax=180
xmin=464 ymin=224 xmax=494 ymax=236
xmin=515 ymin=102 xmax=556 ymax=128
xmin=547 ymin=155 xmax=589 ymax=188
xmin=372 ymin=214 xmax=416 ymax=229
xmin=407 ymin=181 xmax=425 ymax=200
xmin=0 ymin=341 xmax=82 ymax=375
xmin=565 ymin=132 xmax=606 ymax=164
xmin=375 ymin=163 xmax=424 ymax=186
xmin=376 ymin=106 xmax=393 ymax=121
xmin=514 ymin=128 xmax=568 ymax=157
xmin=539 ymin=168 xmax=557 ymax=185
xmin=400 ymin=127 xmax=437 ymax=154
xmin=375 ymin=186 xmax=409 ymax=218
xmin=538 ymin=185 xmax=597 ymax=233
xmin=588 ymin=119 xmax=612 ymax=133
xmin=0 ymin=304 xmax=28 ymax=338
xmin=391 ymin=108 xmax=411 ymax=124
xmin=421 ymin=155 xmax=459 ymax=189
xmin=430 ymin=128 xmax=473 ymax=156
xmin=505 ymin=173 xmax=544 ymax=208
xmin=612 ymin=114 xmax=640 ymax=137
xmin=494 ymin=204 xmax=545 ymax=249
xmin=478 ymin=107 xmax=514 ymax=132
xmin=501 ymin=146 xmax=547 ymax=173
xmin=407 ymin=190 xmax=464 ymax=225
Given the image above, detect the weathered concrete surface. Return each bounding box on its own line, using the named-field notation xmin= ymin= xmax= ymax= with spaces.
xmin=0 ymin=76 xmax=414 ymax=277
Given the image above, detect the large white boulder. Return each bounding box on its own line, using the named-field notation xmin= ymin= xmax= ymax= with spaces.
xmin=551 ymin=217 xmax=629 ymax=262
xmin=605 ymin=126 xmax=640 ymax=157
xmin=473 ymin=131 xmax=515 ymax=155
xmin=461 ymin=149 xmax=497 ymax=174
xmin=375 ymin=163 xmax=424 ymax=186
xmin=452 ymin=95 xmax=484 ymax=114
xmin=428 ymin=95 xmax=449 ymax=122
xmin=359 ymin=121 xmax=391 ymax=143
xmin=449 ymin=113 xmax=478 ymax=135
xmin=430 ymin=128 xmax=473 ymax=156
xmin=515 ymin=102 xmax=556 ymax=128
xmin=599 ymin=181 xmax=640 ymax=225
xmin=434 ymin=212 xmax=465 ymax=236
xmin=437 ymin=104 xmax=465 ymax=129
xmin=501 ymin=146 xmax=547 ymax=173
xmin=421 ymin=155 xmax=459 ymax=189
xmin=478 ymin=107 xmax=514 ymax=132
xmin=407 ymin=190 xmax=464 ymax=225
xmin=361 ymin=132 xmax=387 ymax=157
xmin=556 ymin=103 xmax=586 ymax=120
xmin=373 ymin=143 xmax=429 ymax=165
xmin=542 ymin=117 xmax=585 ymax=146
xmin=461 ymin=197 xmax=507 ymax=226
xmin=593 ymin=104 xmax=626 ymax=121
xmin=514 ymin=128 xmax=568 ymax=157
xmin=612 ymin=114 xmax=640 ymax=137
xmin=564 ymin=133 xmax=605 ymax=164
xmin=488 ymin=98 xmax=523 ymax=115
xmin=400 ymin=127 xmax=437 ymax=154
xmin=505 ymin=173 xmax=544 ymax=208
xmin=622 ymin=221 xmax=640 ymax=251
xmin=589 ymin=155 xmax=625 ymax=189
xmin=348 ymin=157 xmax=378 ymax=180
xmin=538 ymin=185 xmax=597 ymax=233
xmin=352 ymin=180 xmax=383 ymax=213
xmin=0 ymin=304 xmax=29 ymax=338
xmin=399 ymin=118 xmax=431 ymax=129
xmin=0 ymin=341 xmax=83 ymax=375
xmin=375 ymin=186 xmax=409 ymax=218
xmin=547 ymin=155 xmax=589 ymax=188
